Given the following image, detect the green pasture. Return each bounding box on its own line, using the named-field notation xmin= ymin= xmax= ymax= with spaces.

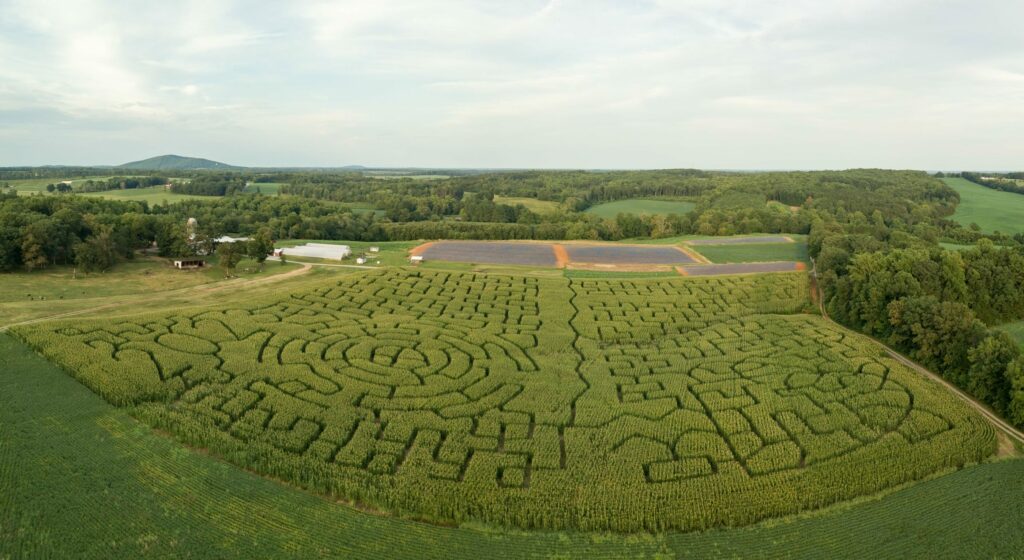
xmin=494 ymin=196 xmax=561 ymax=213
xmin=80 ymin=186 xmax=208 ymax=204
xmin=943 ymin=177 xmax=1024 ymax=235
xmin=585 ymin=199 xmax=696 ymax=219
xmin=243 ymin=182 xmax=285 ymax=195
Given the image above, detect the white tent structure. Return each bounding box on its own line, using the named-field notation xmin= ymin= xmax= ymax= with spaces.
xmin=277 ymin=243 xmax=351 ymax=261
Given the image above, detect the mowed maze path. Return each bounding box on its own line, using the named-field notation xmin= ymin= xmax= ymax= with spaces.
xmin=411 ymin=238 xmax=803 ymax=276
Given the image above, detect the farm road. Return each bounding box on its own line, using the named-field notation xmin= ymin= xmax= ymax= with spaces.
xmin=0 ymin=263 xmax=313 ymax=332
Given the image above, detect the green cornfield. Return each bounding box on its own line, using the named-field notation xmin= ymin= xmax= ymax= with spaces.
xmin=15 ymin=269 xmax=996 ymax=532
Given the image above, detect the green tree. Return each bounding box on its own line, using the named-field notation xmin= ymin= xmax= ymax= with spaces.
xmin=966 ymin=333 xmax=1020 ymax=414
xmin=1007 ymin=358 xmax=1024 ymax=427
xmin=247 ymin=229 xmax=274 ymax=271
xmin=217 ymin=241 xmax=244 ymax=277
xmin=73 ymin=226 xmax=118 ymax=273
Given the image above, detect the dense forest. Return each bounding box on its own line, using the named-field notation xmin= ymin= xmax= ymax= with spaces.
xmin=2 ymin=167 xmax=1024 ymax=426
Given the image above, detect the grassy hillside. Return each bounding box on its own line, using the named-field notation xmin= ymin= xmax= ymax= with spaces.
xmin=0 ymin=257 xmax=303 ymax=327
xmin=118 ymin=154 xmax=240 ymax=171
xmin=585 ymin=199 xmax=695 ymax=219
xmin=943 ymin=177 xmax=1024 ymax=235
xmin=2 ymin=333 xmax=1022 ymax=558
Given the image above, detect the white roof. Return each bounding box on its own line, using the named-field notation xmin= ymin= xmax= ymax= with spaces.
xmin=214 ymin=236 xmax=251 ymax=243
xmin=279 ymin=243 xmax=351 ymax=260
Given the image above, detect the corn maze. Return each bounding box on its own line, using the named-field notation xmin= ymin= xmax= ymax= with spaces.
xmin=17 ymin=269 xmax=995 ymax=532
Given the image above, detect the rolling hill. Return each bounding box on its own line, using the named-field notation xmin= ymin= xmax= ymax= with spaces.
xmin=117 ymin=154 xmax=241 ymax=171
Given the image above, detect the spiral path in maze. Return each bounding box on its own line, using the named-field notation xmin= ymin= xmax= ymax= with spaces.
xmin=20 ymin=269 xmax=994 ymax=532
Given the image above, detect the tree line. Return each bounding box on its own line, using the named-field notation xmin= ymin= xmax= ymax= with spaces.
xmin=960 ymin=172 xmax=1024 ymax=196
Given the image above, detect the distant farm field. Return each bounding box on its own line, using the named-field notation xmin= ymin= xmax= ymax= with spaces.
xmin=4 ymin=332 xmax=1023 ymax=558
xmin=493 ymin=196 xmax=560 ymax=213
xmin=7 ymin=176 xmax=115 ymax=194
xmin=585 ymin=199 xmax=696 ymax=219
xmin=943 ymin=177 xmax=1024 ymax=235
xmin=17 ymin=269 xmax=994 ymax=532
xmin=691 ymin=242 xmax=809 ymax=264
xmin=80 ymin=185 xmax=209 ymax=204
xmin=243 ymin=182 xmax=285 ymax=195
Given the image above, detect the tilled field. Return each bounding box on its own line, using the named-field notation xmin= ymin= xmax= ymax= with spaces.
xmin=682 ymin=262 xmax=806 ymax=276
xmin=416 ymin=241 xmax=558 ymax=266
xmin=563 ymin=244 xmax=697 ymax=264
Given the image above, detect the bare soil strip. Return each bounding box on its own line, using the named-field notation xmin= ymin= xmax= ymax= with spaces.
xmin=552 ymin=244 xmax=570 ymax=268
xmin=676 ymin=245 xmax=711 ymax=264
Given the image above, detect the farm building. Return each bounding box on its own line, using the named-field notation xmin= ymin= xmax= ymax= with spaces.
xmin=214 ymin=236 xmax=251 ymax=244
xmin=277 ymin=243 xmax=351 ymax=261
xmin=173 ymin=259 xmax=205 ymax=269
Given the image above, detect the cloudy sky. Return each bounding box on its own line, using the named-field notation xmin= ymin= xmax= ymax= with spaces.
xmin=1 ymin=0 xmax=1022 ymax=169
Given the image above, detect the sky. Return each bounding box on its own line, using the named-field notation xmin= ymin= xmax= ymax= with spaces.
xmin=0 ymin=0 xmax=1022 ymax=169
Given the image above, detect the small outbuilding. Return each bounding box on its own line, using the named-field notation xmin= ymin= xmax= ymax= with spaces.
xmin=410 ymin=255 xmax=424 ymax=264
xmin=173 ymin=259 xmax=206 ymax=269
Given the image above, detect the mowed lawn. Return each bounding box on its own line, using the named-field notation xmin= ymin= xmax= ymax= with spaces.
xmin=585 ymin=199 xmax=695 ymax=219
xmin=943 ymin=177 xmax=1024 ymax=235
xmin=3 ymin=331 xmax=1024 ymax=558
xmin=691 ymin=241 xmax=809 ymax=263
xmin=493 ymin=195 xmax=561 ymax=213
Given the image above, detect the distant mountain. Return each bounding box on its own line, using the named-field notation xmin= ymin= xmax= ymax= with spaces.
xmin=117 ymin=154 xmax=241 ymax=171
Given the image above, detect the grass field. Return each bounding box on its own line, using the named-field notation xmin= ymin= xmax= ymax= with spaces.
xmin=5 ymin=331 xmax=1021 ymax=558
xmin=691 ymin=242 xmax=809 ymax=264
xmin=16 ymin=269 xmax=994 ymax=532
xmin=0 ymin=256 xmax=303 ymax=327
xmin=493 ymin=196 xmax=561 ymax=213
xmin=243 ymin=182 xmax=285 ymax=195
xmin=943 ymin=177 xmax=1024 ymax=235
xmin=80 ymin=185 xmax=208 ymax=204
xmin=5 ymin=176 xmax=116 ymax=194
xmin=585 ymin=199 xmax=696 ymax=219
xmin=996 ymin=320 xmax=1024 ymax=350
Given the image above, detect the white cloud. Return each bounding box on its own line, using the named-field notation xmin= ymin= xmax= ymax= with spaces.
xmin=0 ymin=0 xmax=1022 ymax=168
